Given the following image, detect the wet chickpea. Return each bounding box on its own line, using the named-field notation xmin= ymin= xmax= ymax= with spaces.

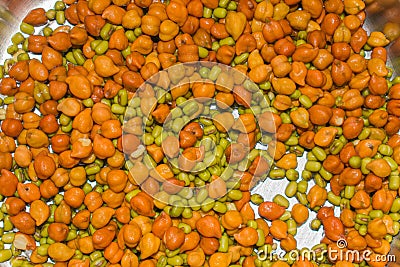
xmin=0 ymin=0 xmax=399 ymax=266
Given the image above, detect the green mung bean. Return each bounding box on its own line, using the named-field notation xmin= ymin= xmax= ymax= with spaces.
xmin=20 ymin=22 xmax=34 ymax=35
xmin=285 ymin=181 xmax=298 ymax=197
xmin=273 ymin=194 xmax=289 ymax=208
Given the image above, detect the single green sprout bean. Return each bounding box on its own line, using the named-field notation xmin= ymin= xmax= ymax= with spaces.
xmin=219 ymin=37 xmax=235 ymax=46
xmin=285 ymin=181 xmax=298 ymax=198
xmin=250 ymin=194 xmax=264 ymax=205
xmin=310 ymin=219 xmax=321 ymax=230
xmin=273 ymin=194 xmax=289 ymax=208
xmin=213 ymin=7 xmax=227 ymax=18
xmin=11 ymin=32 xmax=24 ymax=45
xmin=54 ymin=1 xmax=66 ymax=11
xmin=20 ymin=22 xmax=34 ymax=35
xmin=203 ymin=7 xmax=213 ymax=18
xmin=46 ymin=9 xmax=56 ymax=20
xmin=55 ymin=11 xmax=65 ymax=25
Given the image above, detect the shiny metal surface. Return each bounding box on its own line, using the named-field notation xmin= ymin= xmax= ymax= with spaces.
xmin=1 ymin=0 xmax=400 ymax=265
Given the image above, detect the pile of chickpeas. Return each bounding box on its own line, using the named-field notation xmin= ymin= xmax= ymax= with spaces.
xmin=0 ymin=0 xmax=400 ymax=266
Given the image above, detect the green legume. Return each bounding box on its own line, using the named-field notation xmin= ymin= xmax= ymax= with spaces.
xmin=1 ymin=233 xmax=14 ymax=244
xmin=305 ymin=161 xmax=321 ymax=172
xmin=228 ymin=190 xmax=243 ymax=201
xmin=17 ymin=52 xmax=30 ymax=61
xmin=227 ymin=1 xmax=237 ymax=10
xmin=54 ymin=1 xmax=66 ymax=10
xmin=66 ymin=52 xmax=78 ymax=64
xmin=287 ymin=219 xmax=297 ymax=236
xmin=269 ymin=169 xmax=285 ymax=179
xmin=3 ymin=216 xmax=13 ymax=231
xmin=319 ymin=167 xmax=332 ymax=181
xmin=3 ymin=96 xmax=14 ymax=105
xmin=391 ymin=199 xmax=400 ymax=213
xmin=314 ymin=174 xmax=326 ymax=188
xmin=379 ymin=144 xmax=393 ymax=156
xmin=55 ymin=11 xmax=65 ymax=25
xmin=349 ymin=156 xmax=362 ymax=169
xmin=133 ymin=27 xmax=142 ymax=36
xmin=390 ymin=213 xmax=400 ymax=222
xmin=198 ymin=46 xmax=209 ymax=58
xmin=311 ymin=147 xmax=326 ymax=161
xmin=196 ymin=188 xmax=208 ymax=204
xmin=201 ymin=199 xmax=215 ymax=212
xmin=299 ymin=95 xmax=313 ymax=108
xmin=259 ymin=80 xmax=272 ymax=91
xmin=157 ymin=255 xmax=167 ymax=267
xmin=219 ymin=37 xmax=235 ymax=46
xmin=20 ymin=22 xmax=34 ymax=35
xmin=100 ymin=23 xmax=113 ymax=40
xmin=170 ymin=203 xmax=185 ymax=217
xmin=111 ymin=104 xmax=126 ymax=114
xmin=61 ymin=121 xmax=73 ymax=132
xmin=37 ymin=244 xmax=50 ymax=256
xmin=327 ymin=192 xmax=341 ymax=206
xmin=243 ymin=79 xmax=259 ymax=92
xmin=285 ymin=181 xmax=298 ymax=197
xmin=279 ymin=211 xmax=291 ymax=221
xmin=203 ymin=7 xmax=213 ymax=18
xmin=208 ymin=66 xmax=221 ymax=81
xmin=92 ymin=257 xmax=106 ymax=267
xmin=165 ymin=248 xmax=180 ymax=258
xmin=355 ymin=214 xmax=370 ymax=225
xmin=94 ymin=40 xmax=109 ymax=55
xmin=213 ymin=201 xmax=227 ymax=213
xmin=219 ymin=234 xmax=229 ymax=252
xmin=358 ymin=225 xmax=367 ymax=236
xmin=125 ymin=30 xmax=136 ymax=42
xmin=369 ymin=210 xmax=384 ymax=219
xmin=307 ymin=152 xmax=317 ymax=161
xmin=45 ymin=9 xmax=55 ymax=19
xmin=0 ymin=249 xmax=12 ymax=263
xmin=361 ymin=157 xmax=372 ymax=174
xmin=286 ymin=169 xmax=299 ymax=181
xmin=7 ymin=44 xmax=18 ymax=55
xmin=234 ymin=53 xmax=249 ymax=65
xmin=73 ymin=49 xmax=86 ymax=65
xmin=11 ymin=33 xmax=24 ymax=45
xmin=172 ymin=118 xmax=185 ymax=133
xmin=182 ymin=101 xmax=199 ymax=115
xmin=213 ymin=7 xmax=227 ymax=18
xmin=167 ymin=255 xmax=183 ymax=266
xmin=297 ymin=180 xmax=308 ymax=193
xmin=251 ymin=194 xmax=264 ymax=205
xmin=42 ymin=27 xmax=53 ymax=37
xmin=310 ymin=219 xmax=321 ymax=230
xmin=384 ymin=156 xmax=398 ymax=171
xmin=344 ymin=185 xmax=355 ymax=199
xmin=121 ymin=46 xmax=131 ymax=58
xmin=273 ymin=194 xmax=289 ymax=208
xmin=256 ymin=229 xmax=265 ymax=247
xmin=285 ymin=136 xmax=298 ymax=146
xmin=219 ymin=0 xmax=230 ymax=7
xmin=340 ymin=198 xmax=350 ymax=210
xmin=329 ymin=140 xmax=344 ymax=155
xmin=393 ymin=222 xmax=400 ymax=236
xmin=296 ymin=192 xmax=308 ymax=205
